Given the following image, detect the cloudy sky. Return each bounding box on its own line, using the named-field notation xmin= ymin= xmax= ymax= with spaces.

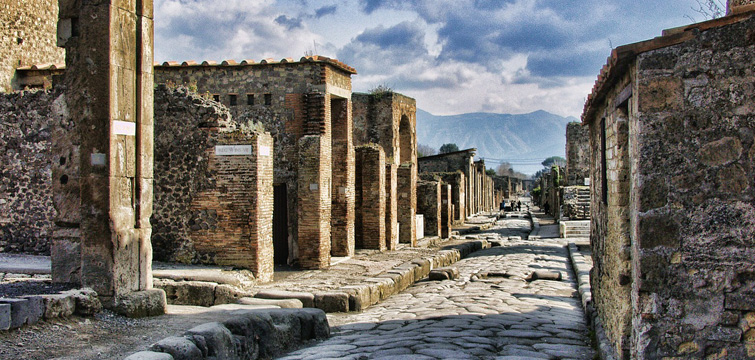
xmin=154 ymin=0 xmax=714 ymax=118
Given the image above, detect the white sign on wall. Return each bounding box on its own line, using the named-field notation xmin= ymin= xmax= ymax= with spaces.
xmin=259 ymin=146 xmax=271 ymax=156
xmin=215 ymin=145 xmax=253 ymax=156
xmin=112 ymin=120 xmax=136 ymax=136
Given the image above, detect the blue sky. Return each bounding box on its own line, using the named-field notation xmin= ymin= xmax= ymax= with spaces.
xmin=154 ymin=0 xmax=712 ymax=118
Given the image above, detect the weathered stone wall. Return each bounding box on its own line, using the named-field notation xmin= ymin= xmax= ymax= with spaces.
xmin=0 ymin=90 xmax=62 ymax=254
xmin=628 ymin=16 xmax=755 ymax=359
xmin=417 ymin=180 xmax=441 ymax=237
xmin=352 ymin=92 xmax=417 ymax=166
xmin=729 ymin=0 xmax=755 ymax=13
xmin=566 ymin=122 xmax=590 ymax=186
xmin=440 ymin=184 xmax=452 ymax=238
xmin=419 ymin=150 xmax=475 ymax=216
xmin=153 ymin=87 xmax=274 ymax=281
xmin=0 ymin=0 xmax=64 ymax=92
xmin=438 ymin=172 xmax=465 ymax=224
xmin=588 ymin=69 xmax=634 ymax=359
xmin=355 ymin=145 xmax=386 ymax=250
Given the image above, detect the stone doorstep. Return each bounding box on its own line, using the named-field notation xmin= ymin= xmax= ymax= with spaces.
xmin=124 ymin=308 xmax=330 ymax=360
xmin=251 ymin=239 xmax=490 ymax=314
xmin=0 ymin=288 xmax=102 ymax=331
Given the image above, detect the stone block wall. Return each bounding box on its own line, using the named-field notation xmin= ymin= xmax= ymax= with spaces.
xmin=418 ymin=149 xmax=475 ymax=216
xmin=417 ymin=180 xmax=441 ymax=237
xmin=0 ymin=90 xmax=61 ymax=254
xmin=566 ymin=122 xmax=590 ymax=186
xmin=1 ymin=1 xmax=64 ymax=92
xmin=628 ymin=16 xmax=755 ymax=359
xmin=439 ymin=172 xmax=466 ymax=224
xmin=355 ymin=145 xmax=386 ymax=251
xmin=586 ymin=13 xmax=755 ymax=359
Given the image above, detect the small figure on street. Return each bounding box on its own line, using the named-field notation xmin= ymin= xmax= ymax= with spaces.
xmin=517 ymin=200 xmax=522 ymax=211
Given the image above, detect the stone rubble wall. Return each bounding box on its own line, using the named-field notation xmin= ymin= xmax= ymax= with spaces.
xmin=0 ymin=0 xmax=64 ymax=92
xmin=566 ymin=122 xmax=590 ymax=186
xmin=0 ymin=90 xmax=62 ymax=255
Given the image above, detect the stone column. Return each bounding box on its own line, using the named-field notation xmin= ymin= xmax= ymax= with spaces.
xmin=57 ymin=0 xmax=165 ymax=316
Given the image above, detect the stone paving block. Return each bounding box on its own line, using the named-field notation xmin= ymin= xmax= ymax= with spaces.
xmin=255 ymin=290 xmax=315 ymax=308
xmin=124 ymin=351 xmax=175 ymax=360
xmin=149 ymin=336 xmax=203 ymax=360
xmin=0 ymin=303 xmax=10 ymax=331
xmin=314 ymin=292 xmax=349 ymax=313
xmin=19 ymin=295 xmax=45 ymax=325
xmin=214 ymin=284 xmax=250 ymax=305
xmin=184 ymin=322 xmax=235 ymax=360
xmin=525 ymin=270 xmax=563 ymax=282
xmin=237 ymin=297 xmax=303 ymax=308
xmin=114 ymin=289 xmax=167 ymax=318
xmin=159 ymin=280 xmax=216 ymax=307
xmin=40 ymin=293 xmax=75 ymax=319
xmin=429 ymin=267 xmax=459 ymax=281
xmin=376 ymin=273 xmax=403 ymax=295
xmin=1 ymin=297 xmax=42 ymax=329
xmin=339 ymin=285 xmax=372 ymax=312
xmin=364 ymin=278 xmax=395 ymax=301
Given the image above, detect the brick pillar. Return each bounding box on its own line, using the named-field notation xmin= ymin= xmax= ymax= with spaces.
xmin=441 ymin=184 xmax=452 ymax=238
xmin=385 ymin=163 xmax=398 ymax=250
xmin=417 ymin=180 xmax=441 ymax=237
xmin=56 ymin=0 xmax=165 ymax=316
xmin=398 ymin=163 xmax=416 ymax=245
xmin=330 ymin=97 xmax=354 ymax=257
xmin=297 ymin=135 xmax=331 ymax=269
xmin=355 ymin=145 xmax=386 ymax=250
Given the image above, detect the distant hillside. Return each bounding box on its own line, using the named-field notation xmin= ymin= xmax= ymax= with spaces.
xmin=416 ymin=109 xmax=578 ymax=175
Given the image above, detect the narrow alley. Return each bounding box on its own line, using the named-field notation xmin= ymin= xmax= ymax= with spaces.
xmin=278 ymin=208 xmax=595 ymax=360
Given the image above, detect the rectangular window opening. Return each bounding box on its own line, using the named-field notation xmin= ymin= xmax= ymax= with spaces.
xmin=229 ymin=94 xmax=237 ymax=106
xmin=264 ymin=93 xmax=272 ymax=106
xmin=212 ymin=94 xmax=220 ymax=102
xmin=247 ymin=94 xmax=254 ymax=105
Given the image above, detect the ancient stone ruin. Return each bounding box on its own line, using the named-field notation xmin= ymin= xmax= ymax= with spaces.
xmin=583 ymin=7 xmax=755 ymax=358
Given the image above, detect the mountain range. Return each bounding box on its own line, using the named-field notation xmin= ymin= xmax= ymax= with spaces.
xmin=416 ymin=109 xmax=578 ymax=175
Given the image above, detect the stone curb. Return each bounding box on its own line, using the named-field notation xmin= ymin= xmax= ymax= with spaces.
xmin=527 ymin=210 xmax=541 ymax=239
xmin=0 ymin=288 xmax=101 ymax=331
xmin=567 ymin=241 xmax=616 ymax=360
xmin=254 ymin=240 xmax=491 ymax=313
xmin=124 ymin=308 xmax=330 ymax=360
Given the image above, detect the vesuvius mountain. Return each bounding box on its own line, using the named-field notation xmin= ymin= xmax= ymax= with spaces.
xmin=416 ymin=109 xmax=578 ymax=175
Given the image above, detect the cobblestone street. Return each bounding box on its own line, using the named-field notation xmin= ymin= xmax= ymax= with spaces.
xmin=279 ymin=214 xmax=595 ymax=359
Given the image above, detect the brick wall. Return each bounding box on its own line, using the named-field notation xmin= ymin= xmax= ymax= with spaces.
xmin=398 ymin=164 xmax=417 ymax=245
xmin=587 ymin=66 xmax=633 ymax=356
xmin=355 ymin=145 xmax=386 ymax=250
xmin=0 ymin=1 xmax=64 ymax=92
xmin=439 ymin=172 xmax=466 ymax=223
xmin=417 ymin=180 xmax=441 ymax=237
xmin=418 ymin=150 xmax=475 ymax=216
xmin=385 ymin=164 xmax=399 ymax=250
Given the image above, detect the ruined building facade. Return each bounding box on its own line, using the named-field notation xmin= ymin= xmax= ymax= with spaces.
xmin=583 ymin=9 xmax=755 ymax=359
xmin=154 ymin=58 xmax=357 ymax=269
xmin=352 ymin=92 xmax=418 ymax=246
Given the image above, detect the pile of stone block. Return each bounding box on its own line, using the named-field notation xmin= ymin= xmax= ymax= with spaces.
xmin=0 ymin=288 xmax=100 ymax=330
